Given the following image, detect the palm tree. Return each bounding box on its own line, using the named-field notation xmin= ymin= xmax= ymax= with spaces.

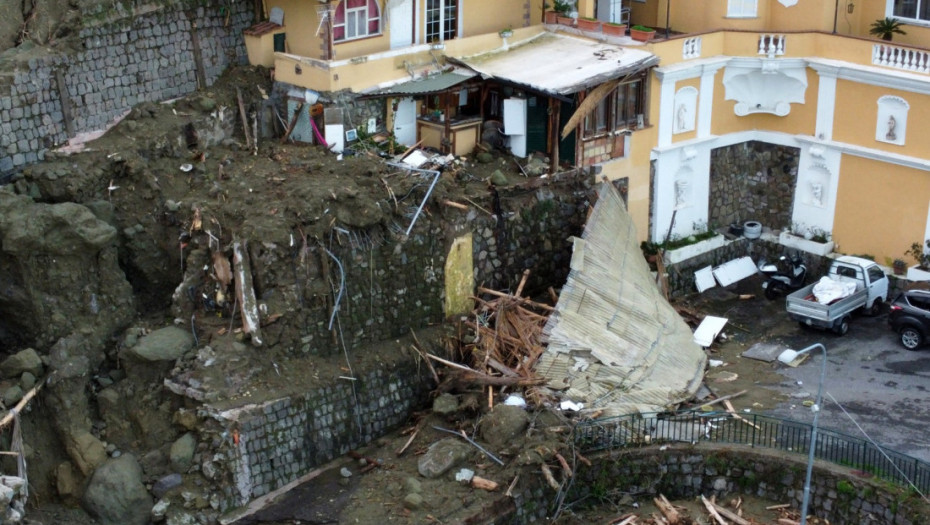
xmin=869 ymin=17 xmax=906 ymax=42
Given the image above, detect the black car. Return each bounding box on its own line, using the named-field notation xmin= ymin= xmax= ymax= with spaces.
xmin=889 ymin=289 xmax=930 ymax=350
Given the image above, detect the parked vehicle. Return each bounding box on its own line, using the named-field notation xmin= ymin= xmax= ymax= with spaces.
xmin=758 ymin=252 xmax=807 ymax=300
xmin=889 ymin=289 xmax=930 ymax=350
xmin=786 ymin=256 xmax=888 ymax=335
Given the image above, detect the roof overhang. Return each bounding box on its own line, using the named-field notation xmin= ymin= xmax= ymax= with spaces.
xmin=360 ymin=70 xmax=478 ymax=98
xmin=447 ymin=32 xmax=659 ymax=97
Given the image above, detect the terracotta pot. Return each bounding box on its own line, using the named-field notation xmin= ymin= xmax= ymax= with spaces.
xmin=577 ymin=18 xmax=601 ymax=32
xmin=557 ymin=15 xmax=575 ymax=26
xmin=630 ymin=28 xmax=655 ymax=42
xmin=602 ymin=23 xmax=626 ymax=36
xmin=544 ymin=10 xmax=558 ymax=24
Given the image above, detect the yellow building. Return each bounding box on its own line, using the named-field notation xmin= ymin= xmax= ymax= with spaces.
xmin=244 ymin=0 xmax=930 ymax=268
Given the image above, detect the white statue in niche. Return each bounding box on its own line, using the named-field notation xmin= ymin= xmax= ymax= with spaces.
xmin=886 ymin=115 xmax=897 ymax=141
xmin=676 ymin=104 xmax=688 ymax=132
xmin=810 ymin=182 xmax=824 ymax=208
xmin=674 ymin=179 xmax=688 ymax=208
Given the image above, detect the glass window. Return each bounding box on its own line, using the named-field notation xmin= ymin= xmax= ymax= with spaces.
xmin=583 ymin=76 xmax=647 ymax=139
xmin=426 ymin=0 xmax=457 ymax=43
xmin=727 ymin=0 xmax=758 ymax=17
xmin=868 ymin=266 xmax=886 ymax=284
xmin=893 ymin=0 xmax=930 ymax=22
xmin=334 ymin=0 xmax=382 ymax=42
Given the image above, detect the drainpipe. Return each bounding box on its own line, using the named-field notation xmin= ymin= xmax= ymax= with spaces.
xmin=833 ymin=0 xmax=839 ymax=33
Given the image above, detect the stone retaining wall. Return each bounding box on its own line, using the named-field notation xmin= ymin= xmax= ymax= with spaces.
xmin=486 ymin=444 xmax=930 ymax=524
xmin=204 ymin=353 xmax=433 ymax=510
xmin=0 ymin=0 xmax=251 ymax=174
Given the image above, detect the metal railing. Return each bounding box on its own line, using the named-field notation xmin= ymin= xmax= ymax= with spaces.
xmin=573 ymin=412 xmax=930 ymax=492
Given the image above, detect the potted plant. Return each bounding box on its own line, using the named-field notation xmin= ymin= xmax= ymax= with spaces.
xmin=577 ymin=17 xmax=601 ymax=32
xmin=893 ymin=258 xmax=907 ymax=276
xmin=869 ymin=17 xmax=906 ymax=42
xmin=545 ymin=0 xmax=572 ymax=25
xmin=602 ymin=21 xmax=626 ymax=37
xmin=906 ymin=240 xmax=930 ymax=281
xmin=499 ymin=27 xmax=514 ymax=38
xmin=630 ymin=25 xmax=656 ymax=42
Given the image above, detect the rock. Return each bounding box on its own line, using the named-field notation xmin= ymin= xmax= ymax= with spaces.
xmin=340 ymin=467 xmax=352 ymax=478
xmin=167 ymin=511 xmax=199 ymax=525
xmin=68 ymin=431 xmax=108 ymax=476
xmin=476 ymin=152 xmax=494 ymax=164
xmin=2 ymin=385 xmax=23 ymax=406
xmin=403 ymin=492 xmax=424 ymax=510
xmin=19 ymin=372 xmax=35 ymax=391
xmin=0 ymin=348 xmax=43 ymax=378
xmin=479 ymin=404 xmax=529 ymax=449
xmin=141 ymin=449 xmax=169 ymax=477
xmin=169 ymin=433 xmax=196 ymax=472
xmin=54 ymin=461 xmax=82 ymax=499
xmin=404 ymin=476 xmax=421 ymax=494
xmin=0 ymin=483 xmax=13 ymax=506
xmin=417 ymin=438 xmax=470 ymax=479
xmin=83 ymin=455 xmax=153 ymax=525
xmin=152 ymin=499 xmax=170 ymax=522
xmin=126 ymin=326 xmax=194 ymax=362
xmin=431 ymin=393 xmax=459 ymax=415
xmin=152 ymin=473 xmax=183 ymax=499
xmin=489 ymin=170 xmax=509 ymax=186
xmin=173 ymin=409 xmax=199 ymax=431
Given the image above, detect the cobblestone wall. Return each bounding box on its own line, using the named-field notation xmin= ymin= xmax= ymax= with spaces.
xmin=709 ymin=141 xmax=799 ymax=232
xmin=0 ymin=0 xmax=251 ymax=174
xmin=287 ymin=175 xmax=591 ymax=357
xmin=203 ymin=352 xmax=433 ymax=509
xmin=456 ymin=444 xmax=930 ymax=524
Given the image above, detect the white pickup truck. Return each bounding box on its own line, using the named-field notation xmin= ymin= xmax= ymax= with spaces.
xmin=786 ymin=256 xmax=889 ymax=335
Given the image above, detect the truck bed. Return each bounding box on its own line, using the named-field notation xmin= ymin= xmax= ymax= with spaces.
xmin=786 ymin=281 xmax=867 ymax=327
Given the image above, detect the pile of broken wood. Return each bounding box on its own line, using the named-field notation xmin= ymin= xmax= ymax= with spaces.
xmin=607 ymin=494 xmax=821 ymax=525
xmin=414 ymin=270 xmax=554 ymax=403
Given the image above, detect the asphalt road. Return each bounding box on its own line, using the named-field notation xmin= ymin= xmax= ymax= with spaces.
xmin=766 ymin=301 xmax=930 ymax=463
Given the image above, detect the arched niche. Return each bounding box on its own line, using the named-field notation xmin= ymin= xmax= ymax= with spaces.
xmin=875 ymin=95 xmax=908 ymax=146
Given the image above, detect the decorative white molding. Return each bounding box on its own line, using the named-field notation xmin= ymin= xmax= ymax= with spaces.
xmin=654 ymin=57 xmax=730 ymax=82
xmin=758 ymin=34 xmax=786 ymax=58
xmin=795 ymin=135 xmax=930 ymax=172
xmin=666 ymin=235 xmax=727 ymax=265
xmin=808 ymin=58 xmax=930 ymax=96
xmin=723 ymin=61 xmax=807 ymax=117
xmin=778 ymin=0 xmax=798 ymax=6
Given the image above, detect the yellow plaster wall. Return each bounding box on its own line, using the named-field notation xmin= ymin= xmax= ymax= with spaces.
xmin=264 ymin=0 xmax=325 ymax=57
xmin=630 ymin=0 xmax=659 ymax=28
xmin=444 ymin=233 xmax=475 ymax=317
xmin=766 ymin=0 xmax=835 ymax=32
xmin=459 ymin=0 xmax=538 ymax=35
xmin=832 ymin=80 xmax=930 ymax=157
xmin=833 ymin=156 xmax=930 ymax=263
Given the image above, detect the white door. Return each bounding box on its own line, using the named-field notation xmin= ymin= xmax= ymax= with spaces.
xmin=503 ymin=98 xmax=527 ymax=158
xmin=393 ymin=97 xmax=417 ymax=146
xmin=390 ymin=0 xmax=414 ymax=49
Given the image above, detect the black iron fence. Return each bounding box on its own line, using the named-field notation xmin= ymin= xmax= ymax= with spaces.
xmin=573 ymin=411 xmax=930 ymax=492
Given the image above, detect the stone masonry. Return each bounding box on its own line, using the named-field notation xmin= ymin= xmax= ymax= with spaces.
xmin=709 ymin=141 xmax=799 ymax=232
xmin=0 ymin=0 xmax=251 ymax=175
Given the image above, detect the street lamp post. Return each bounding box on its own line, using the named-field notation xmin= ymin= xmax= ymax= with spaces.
xmin=778 ymin=343 xmax=827 ymax=525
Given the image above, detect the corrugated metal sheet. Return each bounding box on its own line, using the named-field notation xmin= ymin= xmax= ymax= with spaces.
xmin=447 ymin=33 xmax=659 ymax=96
xmin=537 ymin=182 xmax=707 ymax=416
xmin=366 ymin=71 xmax=476 ymax=96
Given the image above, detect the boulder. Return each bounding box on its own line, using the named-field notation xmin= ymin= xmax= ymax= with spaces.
xmin=0 ymin=348 xmax=43 ymax=378
xmin=83 ymin=455 xmax=153 ymax=525
xmin=169 ymin=433 xmax=196 ymax=472
xmin=479 ymin=404 xmax=529 ymax=449
xmin=431 ymin=393 xmax=459 ymax=415
xmin=54 ymin=462 xmax=82 ymax=500
xmin=2 ymin=385 xmax=23 ymax=406
xmin=152 ymin=473 xmax=183 ymax=499
xmin=417 ymin=438 xmax=470 ymax=479
xmin=67 ymin=430 xmax=108 ymax=476
xmin=125 ymin=326 xmax=194 ymax=362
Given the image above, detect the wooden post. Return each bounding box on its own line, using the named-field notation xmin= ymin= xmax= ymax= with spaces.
xmin=190 ymin=21 xmax=208 ymax=89
xmin=548 ymin=97 xmax=560 ymax=173
xmin=54 ymin=69 xmax=74 ymax=140
xmin=233 ymin=240 xmax=263 ymax=346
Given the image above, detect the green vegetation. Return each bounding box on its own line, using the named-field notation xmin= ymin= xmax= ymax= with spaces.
xmin=869 ymin=17 xmax=906 ymax=41
xmin=632 ymin=25 xmax=654 ymax=32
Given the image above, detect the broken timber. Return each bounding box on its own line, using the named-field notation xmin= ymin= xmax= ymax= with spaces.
xmin=233 ymin=240 xmax=262 ymax=346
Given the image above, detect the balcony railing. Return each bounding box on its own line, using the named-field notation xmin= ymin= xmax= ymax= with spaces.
xmin=758 ymin=34 xmax=785 ymax=57
xmin=682 ymin=36 xmax=702 ymax=59
xmin=872 ymin=43 xmax=930 ymax=74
